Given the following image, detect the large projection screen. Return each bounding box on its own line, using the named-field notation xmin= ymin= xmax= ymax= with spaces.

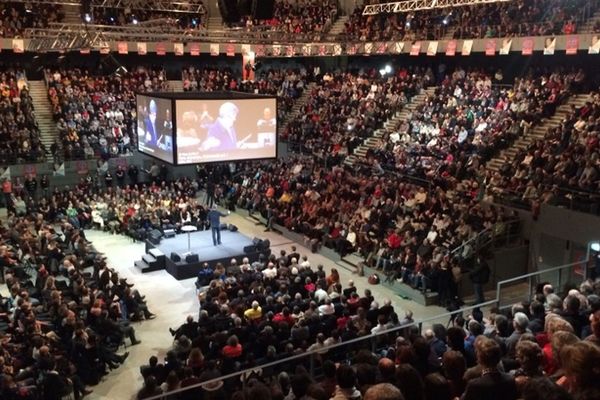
xmin=175 ymin=97 xmax=277 ymax=164
xmin=137 ymin=94 xmax=174 ymax=164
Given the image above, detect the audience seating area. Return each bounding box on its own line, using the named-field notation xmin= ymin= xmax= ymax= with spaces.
xmin=45 ymin=67 xmax=169 ymax=161
xmin=494 ymin=90 xmax=600 ymax=209
xmin=182 ymin=66 xmax=307 ymax=121
xmin=229 ymin=0 xmax=339 ymax=38
xmin=0 ymin=2 xmax=63 ymax=37
xmin=0 ymin=66 xmax=44 ymax=164
xmin=345 ymin=0 xmax=597 ymax=41
xmin=283 ymin=67 xmax=429 ymax=158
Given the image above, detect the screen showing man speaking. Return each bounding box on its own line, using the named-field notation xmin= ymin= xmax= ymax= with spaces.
xmin=137 ymin=94 xmax=174 ymax=164
xmin=175 ymin=97 xmax=277 ymax=164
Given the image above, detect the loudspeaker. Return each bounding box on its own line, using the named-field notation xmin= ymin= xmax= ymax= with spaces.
xmin=243 ymin=244 xmax=257 ymax=253
xmin=171 ymin=252 xmax=181 ymax=262
xmin=148 ymin=229 xmax=162 ymax=245
xmin=257 ymin=239 xmax=270 ymax=252
xmin=218 ymin=0 xmax=240 ymax=23
xmin=252 ymin=0 xmax=275 ymax=20
xmin=186 ymin=253 xmax=199 ymax=263
xmin=228 ymin=224 xmax=238 ymax=232
xmin=163 ymin=229 xmax=176 ymax=238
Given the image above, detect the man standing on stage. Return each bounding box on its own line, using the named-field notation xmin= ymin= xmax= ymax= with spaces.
xmin=208 ymin=205 xmax=230 ymax=246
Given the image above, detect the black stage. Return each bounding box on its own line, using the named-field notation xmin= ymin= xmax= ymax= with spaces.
xmin=142 ymin=229 xmax=269 ymax=280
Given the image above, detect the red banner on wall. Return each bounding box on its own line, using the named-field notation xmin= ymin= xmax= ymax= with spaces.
xmin=445 ymin=40 xmax=457 ymax=56
xmin=156 ymin=42 xmax=166 ymax=55
xmin=410 ymin=41 xmax=421 ymax=56
xmin=566 ymin=35 xmax=579 ymax=55
xmin=189 ymin=43 xmax=200 ymax=56
xmin=117 ymin=42 xmax=128 ymax=54
xmin=23 ymin=165 xmax=37 ymax=178
xmin=522 ymin=37 xmax=534 ymax=55
xmin=485 ymin=39 xmax=496 ymax=56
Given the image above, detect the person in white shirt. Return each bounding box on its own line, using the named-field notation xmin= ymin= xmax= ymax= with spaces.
xmin=262 ymin=262 xmax=277 ymax=279
xmin=318 ymin=298 xmax=335 ymax=316
xmin=371 ymin=315 xmax=388 ymax=334
xmin=314 ymin=285 xmax=329 ymax=304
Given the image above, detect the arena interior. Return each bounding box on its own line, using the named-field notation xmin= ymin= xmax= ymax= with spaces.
xmin=0 ymin=0 xmax=600 ymax=399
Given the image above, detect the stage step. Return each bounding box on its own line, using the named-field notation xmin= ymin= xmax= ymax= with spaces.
xmin=136 ymin=250 xmax=166 ymax=273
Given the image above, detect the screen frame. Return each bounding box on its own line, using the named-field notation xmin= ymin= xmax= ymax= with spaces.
xmin=136 ymin=93 xmax=176 ymax=165
xmin=173 ymin=95 xmax=279 ymax=166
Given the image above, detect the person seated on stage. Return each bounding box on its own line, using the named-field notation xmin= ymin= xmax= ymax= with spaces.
xmin=169 ymin=315 xmax=199 ymax=340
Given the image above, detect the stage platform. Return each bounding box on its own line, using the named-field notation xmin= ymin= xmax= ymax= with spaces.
xmin=135 ymin=229 xmax=270 ymax=280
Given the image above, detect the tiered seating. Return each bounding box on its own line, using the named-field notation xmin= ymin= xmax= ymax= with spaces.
xmin=494 ymin=90 xmax=599 ymax=207
xmin=45 ymin=67 xmax=169 ymax=160
xmin=0 ymin=1 xmax=63 ymax=37
xmin=231 ymin=0 xmax=339 ymax=38
xmin=0 ymin=66 xmax=44 ymax=163
xmin=345 ymin=0 xmax=596 ymax=41
xmin=182 ymin=66 xmax=307 ymax=120
xmin=283 ymin=67 xmax=429 ymax=158
xmin=372 ymin=68 xmax=574 ymax=183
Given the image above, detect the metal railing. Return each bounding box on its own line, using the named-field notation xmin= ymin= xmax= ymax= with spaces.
xmin=450 ymin=218 xmax=521 ymax=257
xmin=140 ymin=245 xmax=593 ymax=400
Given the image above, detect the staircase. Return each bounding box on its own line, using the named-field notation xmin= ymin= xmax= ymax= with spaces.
xmin=579 ymin=7 xmax=600 ymax=33
xmin=487 ymin=93 xmax=592 ymax=172
xmin=62 ymin=3 xmax=82 ymax=24
xmin=207 ymin=16 xmax=223 ymax=32
xmin=279 ymin=82 xmax=316 ymax=136
xmin=345 ymin=86 xmax=436 ymax=166
xmin=328 ymin=15 xmax=348 ymax=36
xmin=167 ymin=80 xmax=183 ymax=92
xmin=27 ymin=81 xmax=59 ymax=155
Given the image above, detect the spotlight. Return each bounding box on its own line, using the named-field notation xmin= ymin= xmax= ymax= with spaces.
xmin=405 ymin=21 xmax=411 ymax=28
xmin=379 ymin=68 xmax=386 ymax=76
xmin=592 ymin=242 xmax=600 ymax=252
xmin=442 ymin=18 xmax=448 ymax=25
xmin=110 ymin=16 xmax=115 ymax=22
xmin=132 ymin=17 xmax=138 ymax=24
xmin=84 ymin=13 xmax=92 ymax=23
xmin=384 ymin=65 xmax=392 ymax=74
xmin=192 ymin=18 xmax=198 ymax=27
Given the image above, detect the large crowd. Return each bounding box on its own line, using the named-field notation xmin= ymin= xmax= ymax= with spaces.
xmin=493 ymin=89 xmax=599 ymax=209
xmin=230 ymin=0 xmax=339 ymax=39
xmin=344 ymin=0 xmax=597 ymax=41
xmin=45 ymin=67 xmax=169 ymax=161
xmin=182 ymin=66 xmax=308 ymax=121
xmin=283 ymin=67 xmax=429 ymax=158
xmin=0 ymin=66 xmax=44 ymax=164
xmin=0 ymin=2 xmax=63 ymax=38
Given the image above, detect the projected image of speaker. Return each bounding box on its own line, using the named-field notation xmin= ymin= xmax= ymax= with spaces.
xmin=252 ymin=0 xmax=274 ymax=20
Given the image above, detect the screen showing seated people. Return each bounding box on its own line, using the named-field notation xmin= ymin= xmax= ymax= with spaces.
xmin=175 ymin=98 xmax=277 ymax=164
xmin=137 ymin=94 xmax=174 ymax=164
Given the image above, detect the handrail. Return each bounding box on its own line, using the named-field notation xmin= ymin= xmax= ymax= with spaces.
xmin=143 ymin=244 xmax=593 ymax=400
xmin=449 ymin=218 xmax=520 ymax=256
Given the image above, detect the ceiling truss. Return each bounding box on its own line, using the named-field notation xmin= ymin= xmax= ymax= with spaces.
xmin=363 ymin=0 xmax=511 ymax=15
